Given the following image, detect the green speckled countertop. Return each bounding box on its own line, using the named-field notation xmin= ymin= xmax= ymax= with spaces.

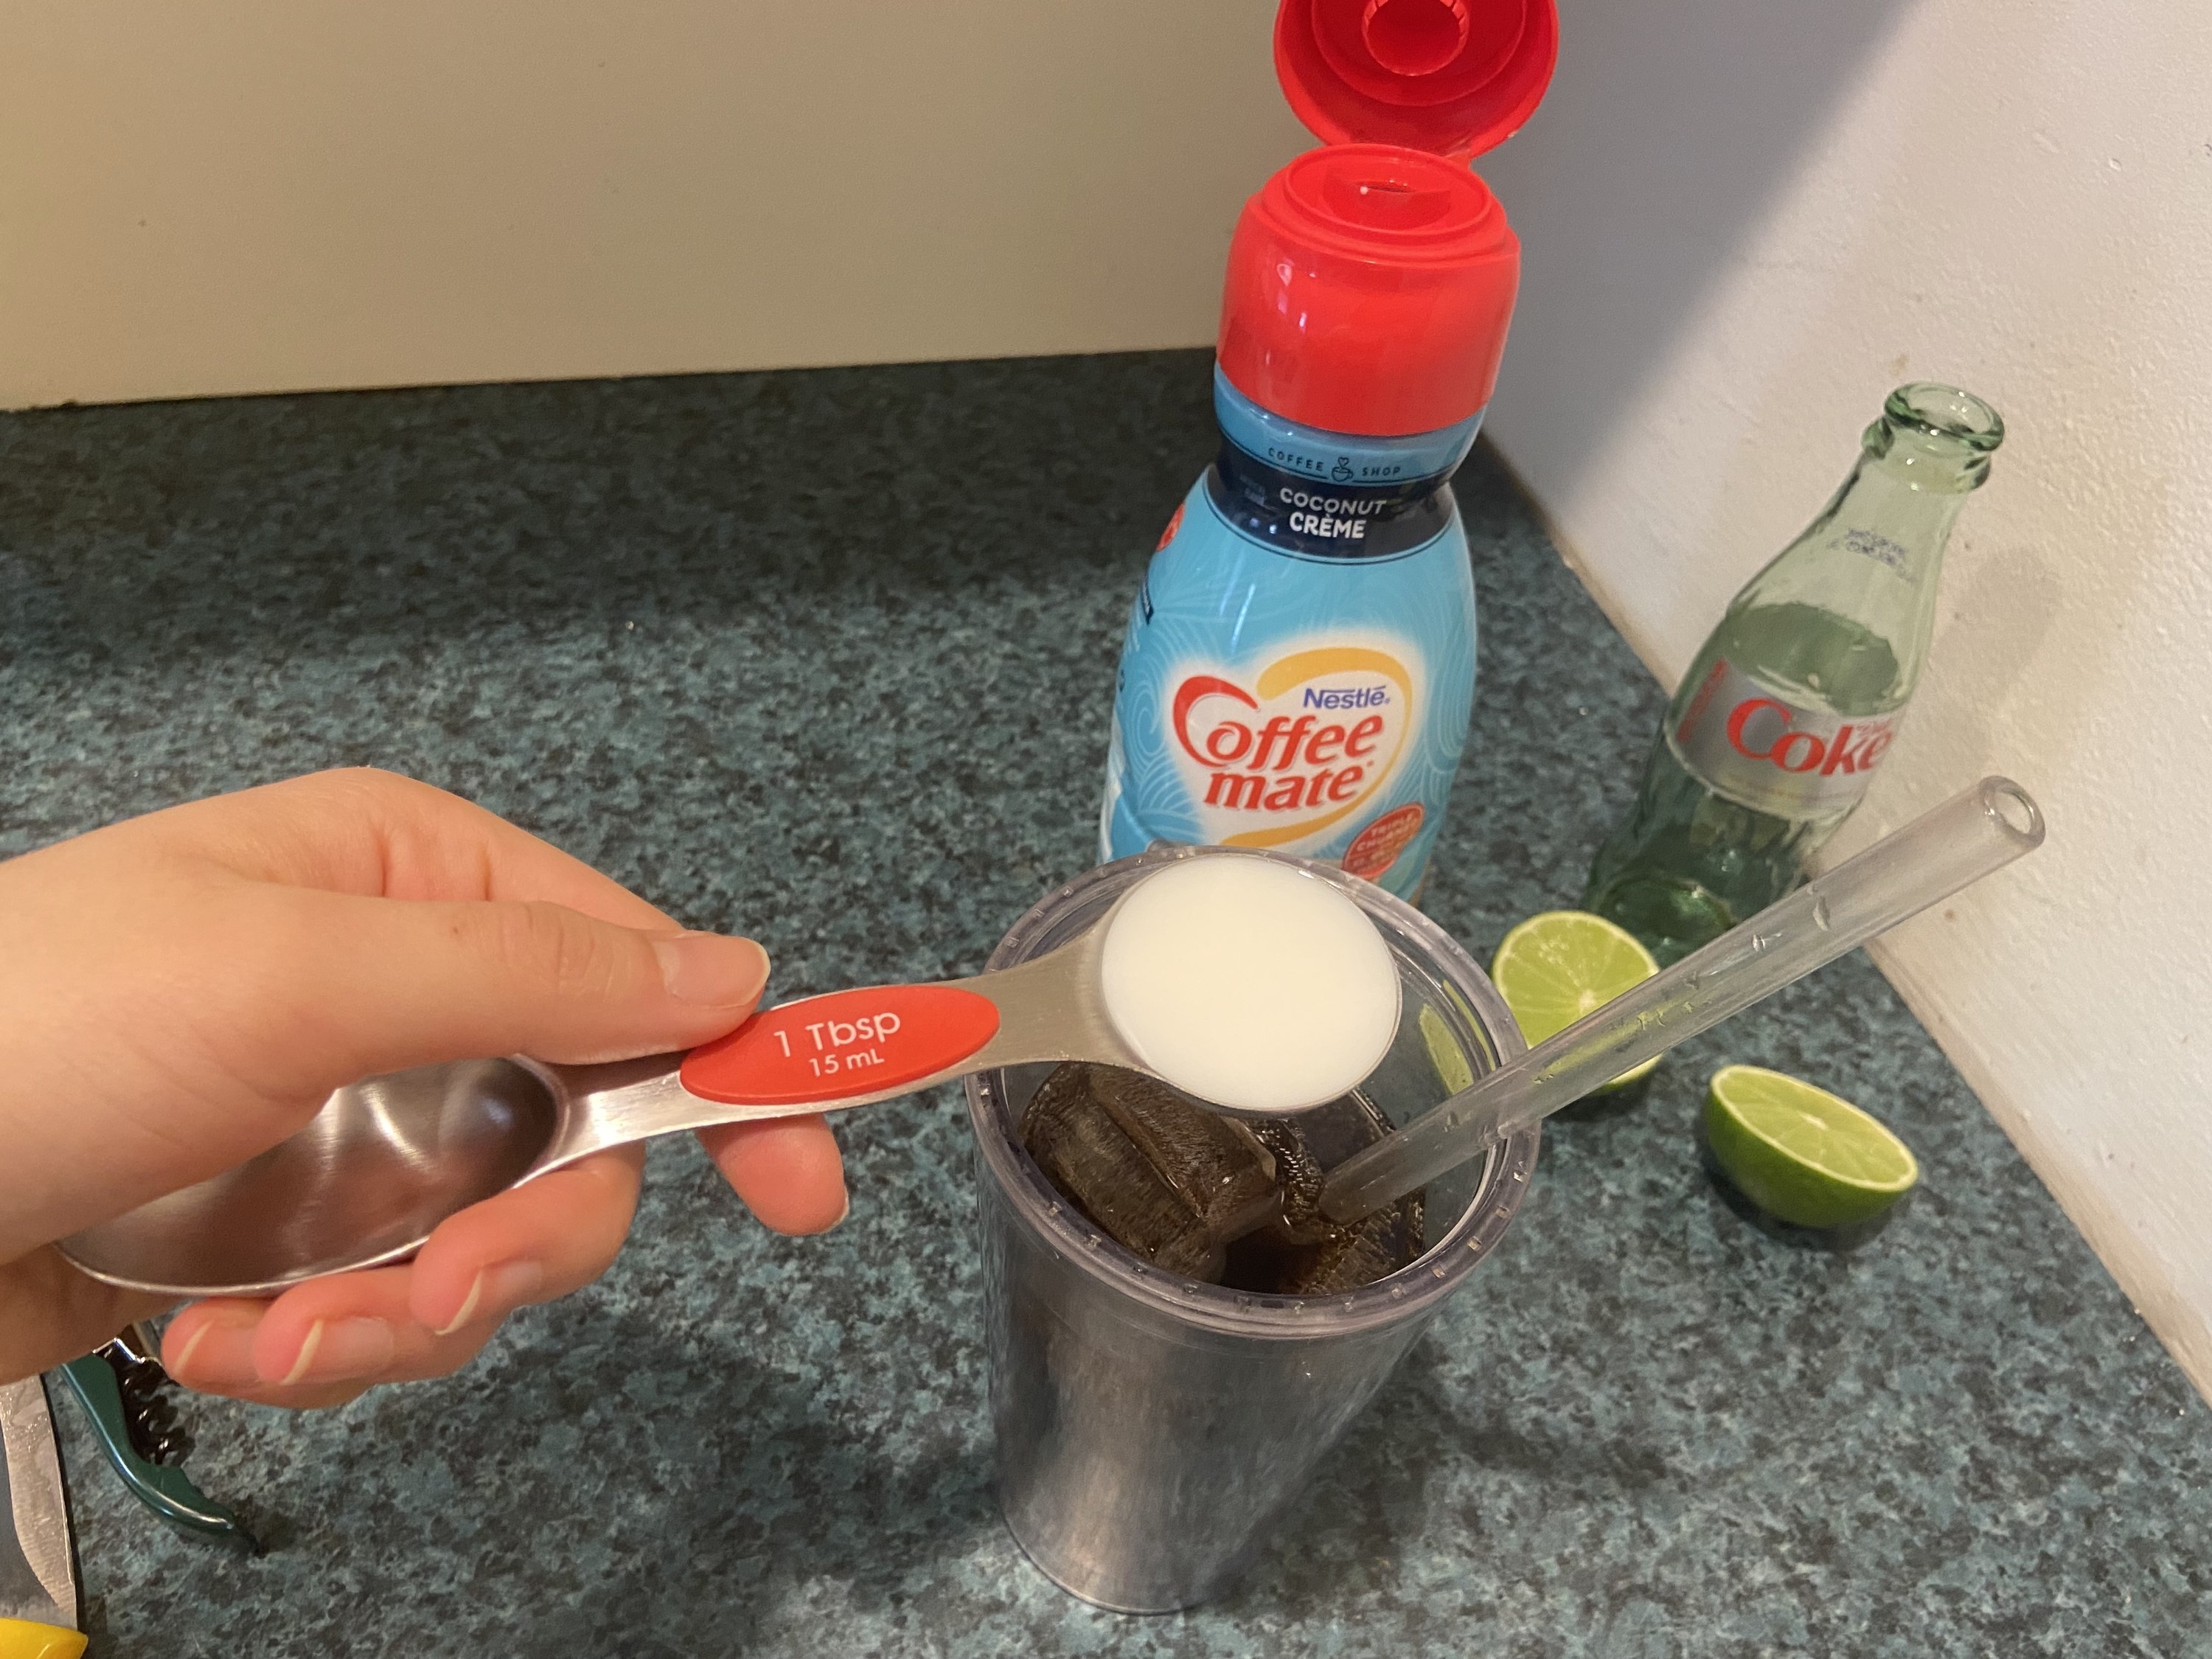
xmin=4 ymin=352 xmax=2206 ymax=1657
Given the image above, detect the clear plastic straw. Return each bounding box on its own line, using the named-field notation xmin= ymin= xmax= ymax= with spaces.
xmin=1321 ymin=776 xmax=2045 ymax=1223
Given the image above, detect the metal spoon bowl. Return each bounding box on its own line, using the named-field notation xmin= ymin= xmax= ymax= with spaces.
xmin=62 ymin=1058 xmax=568 ymax=1295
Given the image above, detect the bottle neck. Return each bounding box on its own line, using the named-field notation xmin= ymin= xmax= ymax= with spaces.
xmin=1795 ymin=451 xmax=1975 ymax=585
xmin=1744 ymin=384 xmax=2001 ymax=606
xmin=1719 ymin=405 xmax=1997 ymax=714
xmin=1207 ymin=367 xmax=1484 ymax=561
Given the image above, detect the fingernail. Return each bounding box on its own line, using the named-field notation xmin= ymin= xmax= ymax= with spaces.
xmin=181 ymin=1336 xmax=259 ymax=1398
xmin=655 ymin=933 xmax=771 ymax=1006
xmin=434 ymin=1259 xmax=546 ymax=1337
xmin=280 ymin=1317 xmax=394 ymax=1385
xmin=170 ymin=1321 xmax=258 ymax=1389
xmin=830 ymin=1191 xmax=852 ymax=1231
xmin=168 ymin=1322 xmax=212 ymax=1376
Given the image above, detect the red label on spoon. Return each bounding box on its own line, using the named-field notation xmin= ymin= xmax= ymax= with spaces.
xmin=680 ymin=984 xmax=1002 ymax=1107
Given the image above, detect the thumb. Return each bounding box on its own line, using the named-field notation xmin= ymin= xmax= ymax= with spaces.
xmin=262 ymin=890 xmax=773 ymax=1087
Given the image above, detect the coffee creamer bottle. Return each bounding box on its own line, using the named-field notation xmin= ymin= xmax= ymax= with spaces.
xmin=1100 ymin=0 xmax=1557 ymax=898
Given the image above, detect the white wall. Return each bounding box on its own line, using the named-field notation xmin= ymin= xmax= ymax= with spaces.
xmin=1480 ymin=1 xmax=2212 ymax=1389
xmin=0 ymin=1 xmax=1308 ymax=409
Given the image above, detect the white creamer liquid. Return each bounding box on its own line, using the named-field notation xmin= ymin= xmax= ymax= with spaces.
xmin=1098 ymin=855 xmax=1401 ymax=1114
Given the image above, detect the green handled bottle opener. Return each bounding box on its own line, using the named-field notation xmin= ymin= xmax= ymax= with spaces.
xmin=55 ymin=1329 xmax=259 ymax=1554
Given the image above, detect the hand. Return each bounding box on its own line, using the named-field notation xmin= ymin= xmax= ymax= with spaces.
xmin=0 ymin=769 xmax=846 ymax=1404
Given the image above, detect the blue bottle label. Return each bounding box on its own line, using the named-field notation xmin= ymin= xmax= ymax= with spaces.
xmin=1101 ymin=374 xmax=1482 ymax=898
xmin=1206 ymin=443 xmax=1459 ymax=560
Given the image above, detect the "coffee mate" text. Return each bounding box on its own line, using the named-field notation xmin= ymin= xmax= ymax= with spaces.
xmin=1175 ymin=673 xmax=1392 ymax=813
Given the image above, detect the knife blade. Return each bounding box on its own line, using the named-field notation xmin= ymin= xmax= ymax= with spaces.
xmin=0 ymin=1377 xmax=84 ymax=1659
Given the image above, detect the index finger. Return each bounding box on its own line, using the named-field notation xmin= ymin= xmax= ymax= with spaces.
xmin=133 ymin=769 xmax=675 ymax=930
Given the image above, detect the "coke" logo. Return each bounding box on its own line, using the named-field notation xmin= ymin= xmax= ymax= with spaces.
xmin=1725 ymin=698 xmax=1896 ymax=778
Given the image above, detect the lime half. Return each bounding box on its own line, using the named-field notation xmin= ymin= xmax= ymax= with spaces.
xmin=1703 ymin=1065 xmax=1919 ymax=1229
xmin=1490 ymin=910 xmax=1663 ymax=1092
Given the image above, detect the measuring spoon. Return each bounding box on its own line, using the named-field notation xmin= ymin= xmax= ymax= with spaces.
xmin=61 ymin=851 xmax=1399 ymax=1298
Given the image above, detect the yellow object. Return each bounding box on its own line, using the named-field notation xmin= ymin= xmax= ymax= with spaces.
xmin=1489 ymin=910 xmax=1663 ymax=1092
xmin=1703 ymin=1065 xmax=1919 ymax=1230
xmin=0 ymin=1616 xmax=86 ymax=1659
xmin=1418 ymin=1002 xmax=1477 ymax=1095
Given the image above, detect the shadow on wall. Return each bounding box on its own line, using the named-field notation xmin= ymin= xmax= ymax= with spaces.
xmin=1477 ymin=0 xmax=1917 ymax=498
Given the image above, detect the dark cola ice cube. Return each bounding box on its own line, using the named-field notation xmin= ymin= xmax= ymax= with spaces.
xmin=1019 ymin=1062 xmax=1425 ymax=1295
xmin=1020 ymin=1063 xmax=1277 ymax=1281
xmin=1228 ymin=1095 xmax=1427 ymax=1297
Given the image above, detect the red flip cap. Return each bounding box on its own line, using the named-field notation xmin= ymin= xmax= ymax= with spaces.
xmin=1217 ymin=0 xmax=1559 ymax=437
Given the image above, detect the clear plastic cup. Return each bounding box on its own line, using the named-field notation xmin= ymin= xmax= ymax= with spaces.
xmin=965 ymin=846 xmax=1540 ymax=1612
